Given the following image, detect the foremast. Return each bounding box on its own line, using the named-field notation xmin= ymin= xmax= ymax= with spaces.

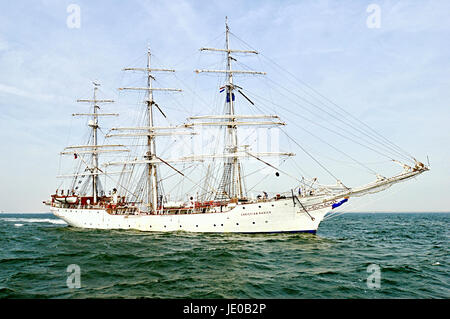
xmin=225 ymin=19 xmax=242 ymax=200
xmin=194 ymin=18 xmax=271 ymax=201
xmin=145 ymin=48 xmax=158 ymax=213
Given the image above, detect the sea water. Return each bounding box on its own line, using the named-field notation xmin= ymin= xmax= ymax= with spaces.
xmin=0 ymin=212 xmax=448 ymax=298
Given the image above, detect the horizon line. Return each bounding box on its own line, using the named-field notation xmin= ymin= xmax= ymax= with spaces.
xmin=1 ymin=211 xmax=450 ymax=214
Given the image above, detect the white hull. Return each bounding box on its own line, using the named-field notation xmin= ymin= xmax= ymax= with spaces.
xmin=51 ymin=198 xmax=330 ymax=233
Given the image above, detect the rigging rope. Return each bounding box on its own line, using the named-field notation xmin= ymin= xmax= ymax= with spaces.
xmin=280 ymin=128 xmax=343 ymax=184
xmin=228 ymin=31 xmax=415 ymax=164
xmin=262 ymin=76 xmax=413 ymax=163
xmin=244 ymin=87 xmax=402 ymax=164
xmin=259 ymin=54 xmax=416 ymax=163
xmin=247 ymin=90 xmax=381 ymax=176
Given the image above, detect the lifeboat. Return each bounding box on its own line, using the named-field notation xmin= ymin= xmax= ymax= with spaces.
xmin=54 ymin=195 xmax=78 ymax=204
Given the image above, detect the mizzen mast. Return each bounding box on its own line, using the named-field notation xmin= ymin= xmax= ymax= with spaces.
xmin=65 ymin=82 xmax=123 ymax=203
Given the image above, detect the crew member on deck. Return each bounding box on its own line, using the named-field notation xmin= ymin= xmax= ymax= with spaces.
xmin=112 ymin=188 xmax=118 ymax=204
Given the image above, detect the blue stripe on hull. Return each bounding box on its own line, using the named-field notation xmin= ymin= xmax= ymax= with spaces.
xmin=64 ymin=223 xmax=317 ymax=235
xmin=241 ymin=230 xmax=316 ymax=234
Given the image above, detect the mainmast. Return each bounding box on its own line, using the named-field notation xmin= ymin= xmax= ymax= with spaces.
xmin=145 ymin=48 xmax=158 ymax=213
xmin=91 ymin=84 xmax=101 ymax=202
xmin=107 ymin=47 xmax=189 ymax=213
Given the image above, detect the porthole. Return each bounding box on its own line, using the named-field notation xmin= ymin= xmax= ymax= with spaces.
xmin=221 ymin=224 xmax=223 ymax=226
xmin=236 ymin=223 xmax=239 ymax=226
xmin=258 ymin=206 xmax=261 ymax=208
xmin=252 ymin=222 xmax=255 ymax=224
xmin=196 ymin=225 xmax=198 ymax=227
xmin=164 ymin=225 xmax=166 ymax=228
xmin=243 ymin=207 xmax=246 ymax=209
xmin=180 ymin=225 xmax=182 ymax=228
xmin=265 ymin=221 xmax=268 ymax=223
xmin=214 ymin=224 xmax=216 ymax=227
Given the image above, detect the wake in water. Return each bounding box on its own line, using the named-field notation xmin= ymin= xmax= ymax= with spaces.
xmin=0 ymin=217 xmax=67 ymax=225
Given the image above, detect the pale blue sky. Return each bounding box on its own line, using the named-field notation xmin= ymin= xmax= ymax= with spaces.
xmin=0 ymin=0 xmax=449 ymax=212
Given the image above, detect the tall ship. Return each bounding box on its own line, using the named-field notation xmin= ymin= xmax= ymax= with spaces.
xmin=44 ymin=20 xmax=429 ymax=233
